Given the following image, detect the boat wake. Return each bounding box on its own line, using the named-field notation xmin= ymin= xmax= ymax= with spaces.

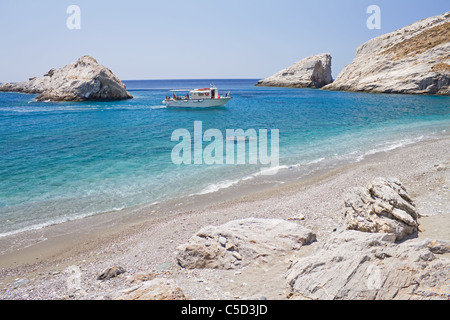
xmin=150 ymin=105 xmax=166 ymax=109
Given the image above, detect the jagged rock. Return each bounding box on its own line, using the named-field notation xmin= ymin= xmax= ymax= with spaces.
xmin=323 ymin=11 xmax=450 ymax=95
xmin=256 ymin=53 xmax=333 ymax=88
xmin=285 ymin=230 xmax=450 ymax=300
xmin=176 ymin=218 xmax=316 ymax=270
xmin=342 ymin=177 xmax=419 ymax=241
xmin=97 ymin=266 xmax=126 ymax=281
xmin=0 ymin=56 xmax=133 ymax=101
xmin=115 ymin=278 xmax=186 ymax=300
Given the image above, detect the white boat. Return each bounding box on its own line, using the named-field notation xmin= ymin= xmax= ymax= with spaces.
xmin=162 ymin=86 xmax=232 ymax=108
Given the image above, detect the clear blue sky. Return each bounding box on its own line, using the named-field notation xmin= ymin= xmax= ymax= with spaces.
xmin=0 ymin=0 xmax=449 ymax=82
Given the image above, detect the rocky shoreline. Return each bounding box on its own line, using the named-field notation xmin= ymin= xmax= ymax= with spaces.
xmin=172 ymin=176 xmax=449 ymax=300
xmin=286 ymin=177 xmax=449 ymax=299
xmin=323 ymin=11 xmax=450 ymax=95
xmin=0 ymin=135 xmax=448 ymax=300
xmin=256 ymin=11 xmax=450 ymax=96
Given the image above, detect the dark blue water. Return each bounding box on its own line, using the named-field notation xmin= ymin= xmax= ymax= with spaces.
xmin=0 ymin=79 xmax=449 ymax=236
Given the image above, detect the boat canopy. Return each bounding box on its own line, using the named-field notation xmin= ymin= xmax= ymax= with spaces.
xmin=170 ymin=88 xmax=214 ymax=92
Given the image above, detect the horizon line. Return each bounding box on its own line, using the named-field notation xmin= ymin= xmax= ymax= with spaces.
xmin=122 ymin=77 xmax=263 ymax=81
xmin=0 ymin=77 xmax=264 ymax=84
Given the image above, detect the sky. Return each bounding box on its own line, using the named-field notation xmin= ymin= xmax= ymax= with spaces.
xmin=0 ymin=0 xmax=449 ymax=82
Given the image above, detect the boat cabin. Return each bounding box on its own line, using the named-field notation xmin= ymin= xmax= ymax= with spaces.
xmin=163 ymin=86 xmax=231 ymax=107
xmin=168 ymin=87 xmax=223 ymax=101
xmin=190 ymin=88 xmax=219 ymax=100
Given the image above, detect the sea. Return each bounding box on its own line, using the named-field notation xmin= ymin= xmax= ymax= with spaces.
xmin=0 ymin=79 xmax=449 ymax=237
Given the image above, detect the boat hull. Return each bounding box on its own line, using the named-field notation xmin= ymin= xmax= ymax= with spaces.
xmin=162 ymin=97 xmax=231 ymax=108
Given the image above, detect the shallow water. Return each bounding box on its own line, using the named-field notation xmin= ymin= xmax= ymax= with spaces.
xmin=0 ymin=79 xmax=449 ymax=236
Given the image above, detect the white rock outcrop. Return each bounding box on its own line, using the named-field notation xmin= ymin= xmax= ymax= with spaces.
xmin=341 ymin=177 xmax=420 ymax=241
xmin=176 ymin=218 xmax=316 ymax=270
xmin=285 ymin=177 xmax=449 ymax=300
xmin=285 ymin=230 xmax=450 ymax=300
xmin=323 ymin=11 xmax=450 ymax=95
xmin=0 ymin=56 xmax=133 ymax=101
xmin=115 ymin=278 xmax=187 ymax=300
xmin=256 ymin=53 xmax=333 ymax=88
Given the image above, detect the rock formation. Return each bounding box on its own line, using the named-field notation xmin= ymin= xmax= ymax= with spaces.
xmin=255 ymin=53 xmax=333 ymax=88
xmin=171 ymin=177 xmax=449 ymax=300
xmin=285 ymin=230 xmax=450 ymax=300
xmin=285 ymin=177 xmax=449 ymax=300
xmin=176 ymin=218 xmax=316 ymax=269
xmin=96 ymin=266 xmax=126 ymax=281
xmin=342 ymin=177 xmax=420 ymax=241
xmin=323 ymin=11 xmax=450 ymax=95
xmin=0 ymin=56 xmax=133 ymax=101
xmin=115 ymin=278 xmax=187 ymax=300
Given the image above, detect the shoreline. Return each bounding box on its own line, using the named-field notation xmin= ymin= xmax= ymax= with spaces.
xmin=0 ymin=129 xmax=442 ymax=242
xmin=0 ymin=134 xmax=449 ymax=299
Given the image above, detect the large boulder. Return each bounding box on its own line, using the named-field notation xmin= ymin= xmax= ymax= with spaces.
xmin=342 ymin=177 xmax=419 ymax=241
xmin=176 ymin=218 xmax=316 ymax=270
xmin=0 ymin=56 xmax=133 ymax=101
xmin=255 ymin=53 xmax=333 ymax=88
xmin=323 ymin=11 xmax=450 ymax=95
xmin=285 ymin=230 xmax=450 ymax=300
xmin=115 ymin=278 xmax=187 ymax=300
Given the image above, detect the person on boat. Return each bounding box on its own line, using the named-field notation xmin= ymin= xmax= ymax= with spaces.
xmin=173 ymin=93 xmax=176 ymax=100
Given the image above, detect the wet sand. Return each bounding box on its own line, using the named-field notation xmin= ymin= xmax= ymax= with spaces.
xmin=0 ymin=134 xmax=449 ymax=299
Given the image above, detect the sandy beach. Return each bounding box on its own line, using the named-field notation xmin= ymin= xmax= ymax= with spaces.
xmin=0 ymin=134 xmax=449 ymax=300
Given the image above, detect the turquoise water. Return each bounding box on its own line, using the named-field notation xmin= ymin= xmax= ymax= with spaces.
xmin=0 ymin=79 xmax=449 ymax=236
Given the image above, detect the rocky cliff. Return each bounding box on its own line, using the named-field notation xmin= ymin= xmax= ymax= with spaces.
xmin=0 ymin=56 xmax=133 ymax=101
xmin=323 ymin=12 xmax=450 ymax=95
xmin=255 ymin=53 xmax=333 ymax=88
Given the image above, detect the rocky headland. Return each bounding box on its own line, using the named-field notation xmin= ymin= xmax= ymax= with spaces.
xmin=0 ymin=56 xmax=133 ymax=102
xmin=255 ymin=53 xmax=333 ymax=88
xmin=323 ymin=11 xmax=450 ymax=95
